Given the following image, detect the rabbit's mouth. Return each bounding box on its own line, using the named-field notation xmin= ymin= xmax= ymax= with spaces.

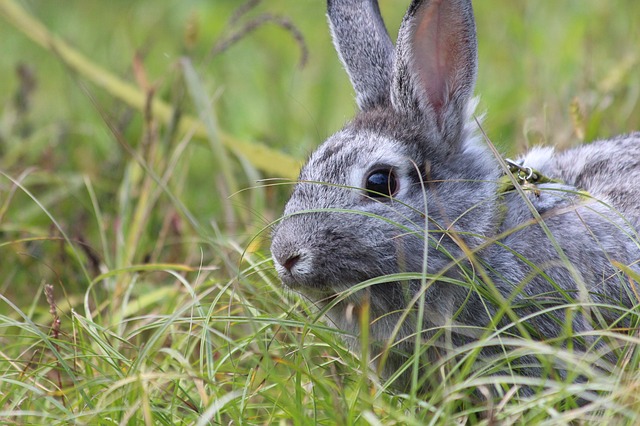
xmin=275 ymin=262 xmax=382 ymax=304
xmin=276 ymin=265 xmax=387 ymax=303
xmin=277 ymin=272 xmax=353 ymax=299
xmin=281 ymin=272 xmax=408 ymax=321
xmin=274 ymin=248 xmax=368 ymax=291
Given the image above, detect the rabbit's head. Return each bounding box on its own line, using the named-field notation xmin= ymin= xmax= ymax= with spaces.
xmin=271 ymin=0 xmax=499 ymax=327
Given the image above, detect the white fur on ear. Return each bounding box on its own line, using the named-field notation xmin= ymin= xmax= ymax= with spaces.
xmin=518 ymin=146 xmax=557 ymax=170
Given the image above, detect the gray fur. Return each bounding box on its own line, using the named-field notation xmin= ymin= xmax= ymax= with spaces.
xmin=271 ymin=0 xmax=640 ymax=390
xmin=328 ymin=0 xmax=394 ymax=109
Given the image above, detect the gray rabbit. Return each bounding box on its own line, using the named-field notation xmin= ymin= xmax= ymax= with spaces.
xmin=271 ymin=0 xmax=640 ymax=390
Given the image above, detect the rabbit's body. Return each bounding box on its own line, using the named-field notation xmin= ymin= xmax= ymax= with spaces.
xmin=522 ymin=134 xmax=640 ymax=229
xmin=271 ymin=0 xmax=640 ymax=389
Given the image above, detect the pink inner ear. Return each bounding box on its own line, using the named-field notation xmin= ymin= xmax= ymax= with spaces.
xmin=411 ymin=0 xmax=466 ymax=113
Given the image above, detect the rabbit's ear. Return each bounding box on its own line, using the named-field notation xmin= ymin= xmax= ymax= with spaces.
xmin=391 ymin=0 xmax=477 ymax=142
xmin=327 ymin=0 xmax=395 ymax=110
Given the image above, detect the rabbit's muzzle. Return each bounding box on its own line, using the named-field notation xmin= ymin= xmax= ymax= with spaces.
xmin=271 ymin=211 xmax=416 ymax=296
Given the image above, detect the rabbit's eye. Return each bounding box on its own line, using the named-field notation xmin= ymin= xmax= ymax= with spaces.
xmin=365 ymin=169 xmax=398 ymax=198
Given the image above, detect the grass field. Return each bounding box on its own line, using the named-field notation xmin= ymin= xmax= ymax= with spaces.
xmin=1 ymin=0 xmax=640 ymax=424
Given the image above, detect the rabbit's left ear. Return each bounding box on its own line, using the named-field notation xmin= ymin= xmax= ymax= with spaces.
xmin=328 ymin=0 xmax=395 ymax=111
xmin=391 ymin=0 xmax=477 ymax=143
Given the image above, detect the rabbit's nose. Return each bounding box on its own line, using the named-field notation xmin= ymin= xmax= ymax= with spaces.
xmin=282 ymin=254 xmax=301 ymax=271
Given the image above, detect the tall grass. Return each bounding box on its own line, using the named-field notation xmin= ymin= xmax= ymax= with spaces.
xmin=0 ymin=0 xmax=639 ymax=424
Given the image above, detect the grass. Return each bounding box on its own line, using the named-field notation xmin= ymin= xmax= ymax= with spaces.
xmin=0 ymin=0 xmax=639 ymax=424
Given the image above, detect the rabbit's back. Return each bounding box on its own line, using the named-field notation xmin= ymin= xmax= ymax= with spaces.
xmin=520 ymin=133 xmax=640 ymax=229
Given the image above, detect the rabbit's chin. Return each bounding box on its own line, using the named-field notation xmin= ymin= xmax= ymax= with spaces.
xmin=277 ymin=273 xmax=330 ymax=294
xmin=279 ymin=274 xmax=376 ymax=310
xmin=275 ymin=262 xmax=369 ymax=300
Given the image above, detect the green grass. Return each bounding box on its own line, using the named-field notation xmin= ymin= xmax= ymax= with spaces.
xmin=1 ymin=0 xmax=639 ymax=424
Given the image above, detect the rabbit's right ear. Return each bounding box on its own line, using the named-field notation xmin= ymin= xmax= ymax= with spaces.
xmin=391 ymin=0 xmax=478 ymax=149
xmin=327 ymin=0 xmax=395 ymax=110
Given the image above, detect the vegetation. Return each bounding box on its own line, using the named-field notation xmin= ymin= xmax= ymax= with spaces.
xmin=0 ymin=0 xmax=639 ymax=424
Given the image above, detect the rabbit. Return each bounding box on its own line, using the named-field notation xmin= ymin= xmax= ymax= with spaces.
xmin=270 ymin=0 xmax=640 ymax=391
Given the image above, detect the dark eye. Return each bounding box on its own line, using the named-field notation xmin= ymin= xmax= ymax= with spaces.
xmin=365 ymin=168 xmax=398 ymax=198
